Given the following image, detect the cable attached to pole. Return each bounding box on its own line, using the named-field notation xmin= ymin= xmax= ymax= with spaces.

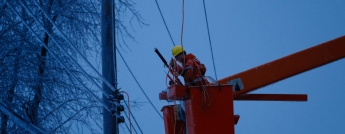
xmin=30 ymin=0 xmax=118 ymax=92
xmin=6 ymin=1 xmax=110 ymax=112
xmin=121 ymin=91 xmax=132 ymax=134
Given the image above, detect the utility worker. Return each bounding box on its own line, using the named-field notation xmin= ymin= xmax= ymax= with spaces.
xmin=169 ymin=45 xmax=211 ymax=86
xmin=169 ymin=45 xmax=212 ymax=131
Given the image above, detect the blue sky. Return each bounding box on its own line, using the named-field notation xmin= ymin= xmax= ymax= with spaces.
xmin=115 ymin=1 xmax=345 ymax=134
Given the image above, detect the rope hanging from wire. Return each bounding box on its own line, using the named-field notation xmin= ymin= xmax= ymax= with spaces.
xmin=202 ymin=0 xmax=218 ymax=80
xmin=181 ymin=0 xmax=185 ymax=47
xmin=181 ymin=0 xmax=187 ymax=69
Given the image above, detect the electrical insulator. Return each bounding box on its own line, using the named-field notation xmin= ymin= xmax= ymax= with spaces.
xmin=117 ymin=93 xmax=124 ymax=101
xmin=117 ymin=115 xmax=125 ymax=123
xmin=117 ymin=104 xmax=124 ymax=112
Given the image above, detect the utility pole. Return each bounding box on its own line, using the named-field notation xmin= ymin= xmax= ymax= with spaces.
xmin=101 ymin=0 xmax=119 ymax=133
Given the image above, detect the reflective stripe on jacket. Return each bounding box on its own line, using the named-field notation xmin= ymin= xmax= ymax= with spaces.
xmin=181 ymin=53 xmax=210 ymax=86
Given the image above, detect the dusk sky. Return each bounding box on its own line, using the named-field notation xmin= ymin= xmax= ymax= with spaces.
xmin=113 ymin=1 xmax=345 ymax=133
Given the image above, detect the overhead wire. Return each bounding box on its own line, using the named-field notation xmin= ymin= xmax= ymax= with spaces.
xmin=122 ymin=100 xmax=141 ymax=134
xmin=7 ymin=0 xmax=111 ymax=112
xmin=114 ymin=0 xmax=166 ymax=122
xmin=121 ymin=91 xmax=132 ymax=134
xmin=16 ymin=3 xmax=145 ymax=134
xmin=18 ymin=0 xmax=108 ymax=94
xmin=202 ymin=0 xmax=218 ymax=80
xmin=121 ymin=121 xmax=131 ymax=134
xmin=30 ymin=0 xmax=118 ymax=93
xmin=154 ymin=0 xmax=176 ymax=46
xmin=31 ymin=2 xmax=157 ymax=120
xmin=28 ymin=0 xmax=155 ymax=132
xmin=19 ymin=0 xmax=127 ymax=109
xmin=122 ymin=91 xmax=133 ymax=134
xmin=0 ymin=101 xmax=46 ymax=134
xmin=7 ymin=1 xmax=149 ymax=134
xmin=112 ymin=1 xmax=146 ymax=133
xmin=14 ymin=1 xmax=140 ymax=132
xmin=198 ymin=0 xmax=214 ymax=113
xmin=116 ymin=48 xmax=163 ymax=119
xmin=15 ymin=0 xmax=163 ymax=132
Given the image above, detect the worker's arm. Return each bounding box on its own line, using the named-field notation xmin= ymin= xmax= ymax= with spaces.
xmin=180 ymin=60 xmax=195 ymax=78
xmin=169 ymin=59 xmax=182 ymax=75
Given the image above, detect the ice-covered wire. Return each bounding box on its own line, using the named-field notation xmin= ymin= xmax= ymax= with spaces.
xmin=29 ymin=0 xmax=117 ymax=92
xmin=0 ymin=101 xmax=46 ymax=134
xmin=17 ymin=0 xmax=111 ymax=98
xmin=17 ymin=0 xmax=109 ymax=94
xmin=27 ymin=0 xmax=163 ymax=128
xmin=6 ymin=1 xmax=111 ymax=112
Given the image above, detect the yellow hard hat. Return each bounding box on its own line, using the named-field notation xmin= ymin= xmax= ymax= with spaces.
xmin=172 ymin=45 xmax=184 ymax=57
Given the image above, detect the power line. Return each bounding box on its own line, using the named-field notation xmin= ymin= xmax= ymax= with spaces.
xmin=154 ymin=0 xmax=175 ymax=46
xmin=0 ymin=102 xmax=46 ymax=134
xmin=17 ymin=0 xmax=114 ymax=101
xmin=116 ymin=48 xmax=163 ymax=119
xmin=7 ymin=1 xmax=111 ymax=112
xmin=24 ymin=0 xmax=158 ymax=131
xmin=202 ymin=0 xmax=218 ymax=80
xmin=122 ymin=121 xmax=132 ymax=134
xmin=123 ymin=100 xmax=144 ymax=134
xmin=7 ymin=1 xmax=147 ymax=134
xmin=19 ymin=0 xmax=108 ymax=95
xmin=13 ymin=0 xmax=160 ymax=132
xmin=122 ymin=114 xmax=138 ymax=134
xmin=29 ymin=0 xmax=118 ymax=93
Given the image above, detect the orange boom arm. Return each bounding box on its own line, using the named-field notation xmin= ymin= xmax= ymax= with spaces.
xmin=217 ymin=36 xmax=345 ymax=97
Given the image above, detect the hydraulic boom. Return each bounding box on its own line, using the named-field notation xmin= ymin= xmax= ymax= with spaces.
xmin=217 ymin=36 xmax=345 ymax=97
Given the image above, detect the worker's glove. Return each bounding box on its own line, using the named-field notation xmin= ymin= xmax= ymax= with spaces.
xmin=190 ymin=81 xmax=195 ymax=86
xmin=169 ymin=58 xmax=175 ymax=68
xmin=186 ymin=81 xmax=195 ymax=86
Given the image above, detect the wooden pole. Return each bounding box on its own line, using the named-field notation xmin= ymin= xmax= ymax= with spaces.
xmin=101 ymin=0 xmax=118 ymax=133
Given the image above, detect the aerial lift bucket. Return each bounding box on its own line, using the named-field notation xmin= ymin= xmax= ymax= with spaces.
xmin=160 ymin=84 xmax=236 ymax=134
xmin=161 ymin=105 xmax=186 ymax=134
